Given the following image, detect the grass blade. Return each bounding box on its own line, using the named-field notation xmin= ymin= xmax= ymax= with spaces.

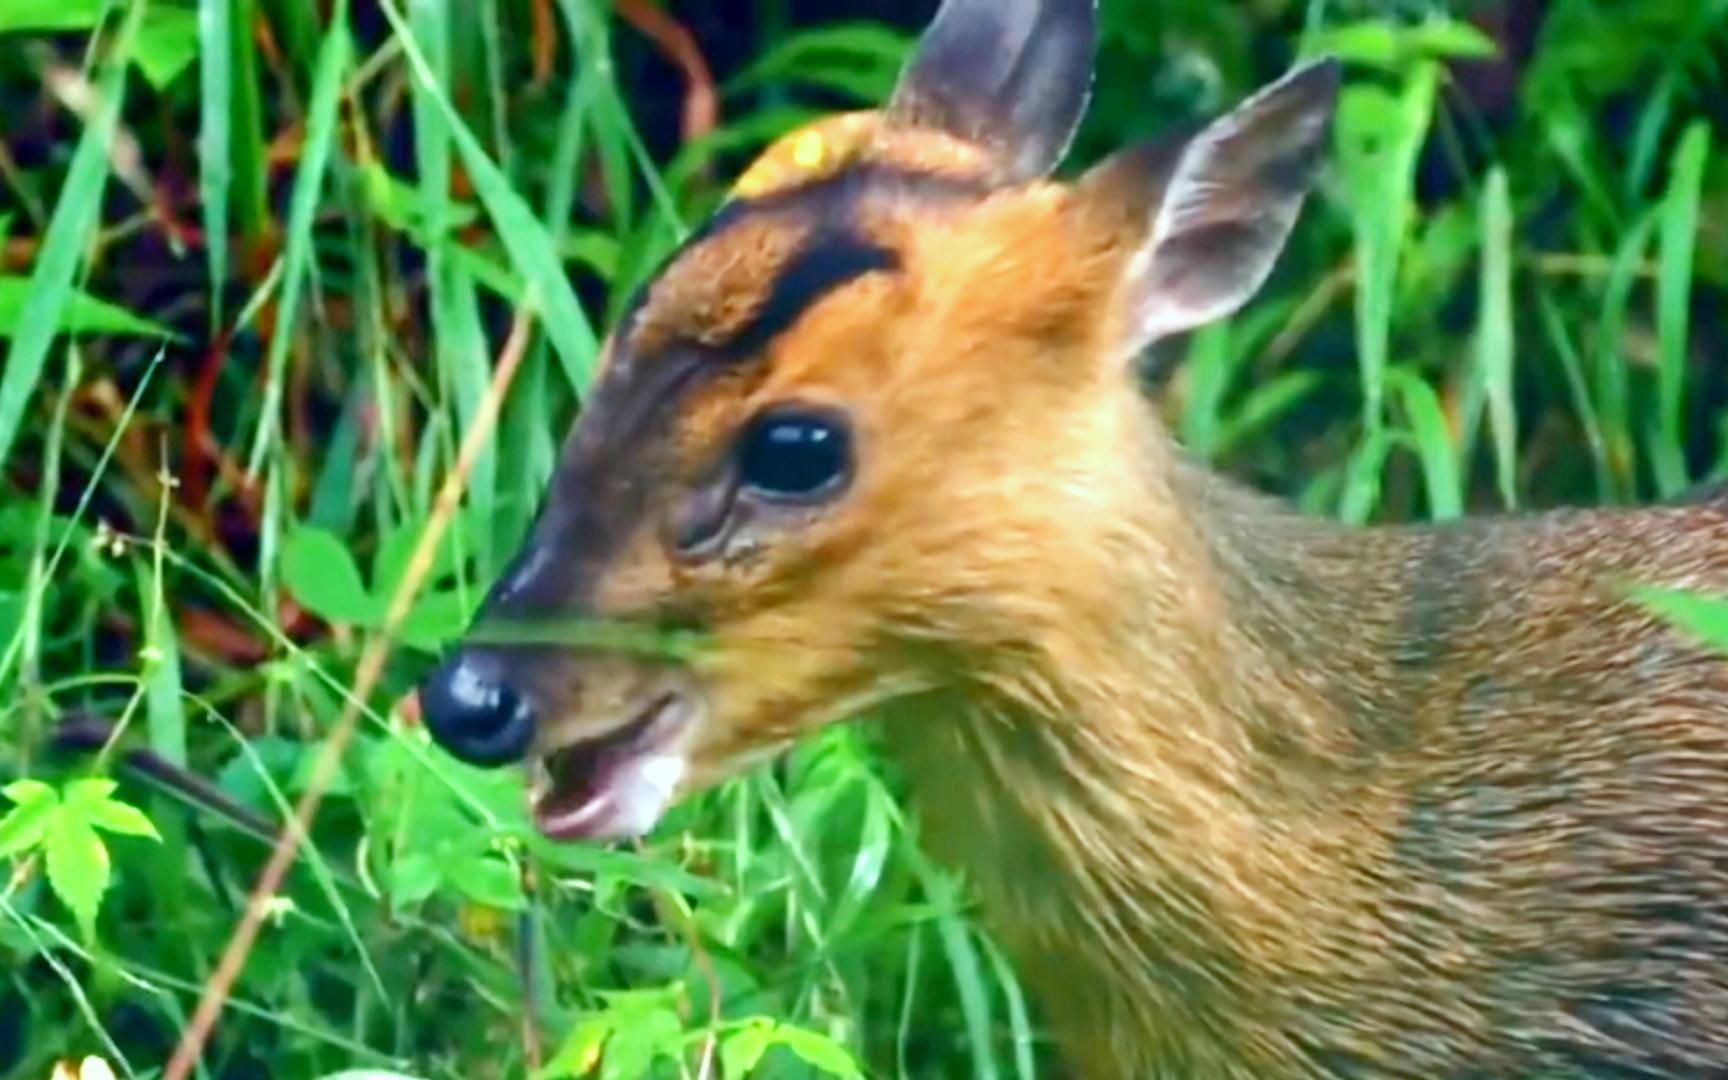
xmin=1388 ymin=368 xmax=1463 ymax=520
xmin=244 ymin=0 xmax=352 ymax=476
xmin=197 ymin=0 xmax=233 ymax=330
xmin=1476 ymin=167 xmax=1517 ymax=509
xmin=381 ymin=0 xmax=601 ymax=393
xmin=1653 ymin=121 xmax=1710 ymax=496
xmin=0 ymin=4 xmax=143 ymax=472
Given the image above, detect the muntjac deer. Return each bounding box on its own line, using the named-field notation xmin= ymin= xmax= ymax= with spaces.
xmin=417 ymin=0 xmax=1728 ymax=1074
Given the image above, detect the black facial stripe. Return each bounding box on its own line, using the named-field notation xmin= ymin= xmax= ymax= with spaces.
xmin=721 ymin=231 xmax=899 ymax=359
xmin=615 ymin=163 xmax=992 ymax=357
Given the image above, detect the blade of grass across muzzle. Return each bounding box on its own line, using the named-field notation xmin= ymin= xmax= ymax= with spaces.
xmin=465 ymin=617 xmax=711 ymax=663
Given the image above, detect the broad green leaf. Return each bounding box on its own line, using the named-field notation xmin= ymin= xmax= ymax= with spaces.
xmin=45 ymin=811 xmax=110 ymax=941
xmin=597 ymin=1007 xmax=680 ymax=1080
xmin=371 ymin=522 xmax=464 ymax=604
xmin=134 ymin=6 xmax=200 ymax=89
xmin=65 ymin=779 xmax=119 ymax=805
xmin=539 ymin=1016 xmax=610 ymax=1079
xmin=454 ymin=853 xmax=526 ymax=911
xmin=719 ymin=1020 xmax=775 ymax=1078
xmin=1308 ymin=18 xmax=1496 ymax=68
xmin=82 ymin=798 xmax=161 ymax=841
xmin=400 ymin=590 xmax=476 ymax=652
xmin=0 ymin=0 xmax=106 ymax=33
xmin=0 ymin=278 xmax=178 ymax=339
xmin=281 ymin=527 xmax=379 ymax=626
xmin=1630 ymin=585 xmax=1728 ymax=653
xmin=387 ymin=853 xmax=443 ymax=907
xmin=0 ymin=786 xmax=58 ymax=856
xmin=3 ymin=778 xmax=55 ymax=806
xmin=771 ymin=1026 xmax=864 ymax=1080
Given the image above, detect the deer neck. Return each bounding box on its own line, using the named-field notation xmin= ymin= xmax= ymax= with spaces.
xmin=880 ymin=423 xmax=1420 ymax=1075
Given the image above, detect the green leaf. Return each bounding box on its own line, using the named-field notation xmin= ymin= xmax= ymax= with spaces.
xmin=82 ymin=797 xmax=161 ymax=841
xmin=281 ymin=527 xmax=380 ymax=626
xmin=0 ymin=786 xmax=58 ymax=856
xmin=0 ymin=0 xmax=106 ymax=33
xmin=719 ymin=1020 xmax=775 ymax=1078
xmin=539 ymin=1016 xmax=610 ymax=1079
xmin=45 ymin=810 xmax=110 ymax=942
xmin=371 ymin=522 xmax=463 ymax=604
xmin=3 ymin=779 xmax=56 ymax=806
xmin=453 ymin=853 xmax=526 ymax=911
xmin=0 ymin=278 xmax=179 ymax=339
xmin=387 ymin=853 xmax=443 ymax=907
xmin=1308 ymin=18 xmax=1496 ymax=68
xmin=65 ymin=778 xmax=118 ymax=805
xmin=399 ymin=590 xmax=477 ymax=652
xmin=134 ymin=6 xmax=200 ymax=89
xmin=770 ymin=1026 xmax=864 ymax=1079
xmin=1630 ymin=585 xmax=1728 ymax=653
xmin=597 ymin=1007 xmax=680 ymax=1080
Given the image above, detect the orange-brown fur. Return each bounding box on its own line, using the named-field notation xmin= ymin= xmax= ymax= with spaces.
xmin=431 ymin=31 xmax=1728 ymax=1077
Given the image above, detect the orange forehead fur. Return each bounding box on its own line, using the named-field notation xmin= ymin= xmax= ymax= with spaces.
xmin=623 ymin=114 xmax=1048 ymax=364
xmin=729 ymin=110 xmax=999 ymax=199
xmin=625 ymin=214 xmax=804 ymax=359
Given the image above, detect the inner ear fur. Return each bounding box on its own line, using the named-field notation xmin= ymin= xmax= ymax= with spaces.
xmin=1078 ymin=58 xmax=1340 ymax=355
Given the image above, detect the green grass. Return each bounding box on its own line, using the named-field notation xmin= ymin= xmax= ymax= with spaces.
xmin=1 ymin=1 xmax=1726 ymax=1078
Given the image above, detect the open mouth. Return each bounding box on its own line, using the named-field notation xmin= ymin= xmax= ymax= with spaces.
xmin=529 ymin=694 xmax=692 ymax=842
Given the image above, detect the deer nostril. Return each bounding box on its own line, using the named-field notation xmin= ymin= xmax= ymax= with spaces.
xmin=418 ymin=654 xmax=536 ymax=767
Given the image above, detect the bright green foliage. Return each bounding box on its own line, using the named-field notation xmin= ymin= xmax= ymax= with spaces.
xmin=0 ymin=778 xmax=160 ymax=943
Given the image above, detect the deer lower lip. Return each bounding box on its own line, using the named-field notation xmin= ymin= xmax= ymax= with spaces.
xmin=531 ymin=695 xmax=690 ymax=842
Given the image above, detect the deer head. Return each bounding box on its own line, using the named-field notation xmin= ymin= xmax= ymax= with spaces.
xmin=417 ymin=0 xmax=1338 ymax=842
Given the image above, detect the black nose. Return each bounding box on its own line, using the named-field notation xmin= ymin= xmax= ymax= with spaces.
xmin=417 ymin=653 xmax=536 ymax=767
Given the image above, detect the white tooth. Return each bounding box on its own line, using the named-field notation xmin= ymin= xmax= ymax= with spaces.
xmin=606 ymin=750 xmax=687 ymax=839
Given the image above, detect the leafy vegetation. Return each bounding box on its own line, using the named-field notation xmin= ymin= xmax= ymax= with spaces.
xmin=1 ymin=0 xmax=1725 ymax=1077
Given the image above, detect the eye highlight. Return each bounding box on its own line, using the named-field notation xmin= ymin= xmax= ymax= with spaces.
xmin=737 ymin=406 xmax=853 ymax=502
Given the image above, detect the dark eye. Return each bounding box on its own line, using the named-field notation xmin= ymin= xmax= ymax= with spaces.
xmin=737 ymin=407 xmax=852 ymax=501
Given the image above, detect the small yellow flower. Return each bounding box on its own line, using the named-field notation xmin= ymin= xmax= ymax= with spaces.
xmin=47 ymin=1057 xmax=117 ymax=1080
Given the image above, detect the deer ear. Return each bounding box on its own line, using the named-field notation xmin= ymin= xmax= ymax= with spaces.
xmin=1108 ymin=58 xmax=1339 ymax=352
xmin=886 ymin=0 xmax=1097 ymax=182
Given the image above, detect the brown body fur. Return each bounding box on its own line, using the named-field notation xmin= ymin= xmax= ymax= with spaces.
xmin=887 ymin=443 xmax=1728 ymax=1077
xmin=418 ymin=8 xmax=1728 ymax=1075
